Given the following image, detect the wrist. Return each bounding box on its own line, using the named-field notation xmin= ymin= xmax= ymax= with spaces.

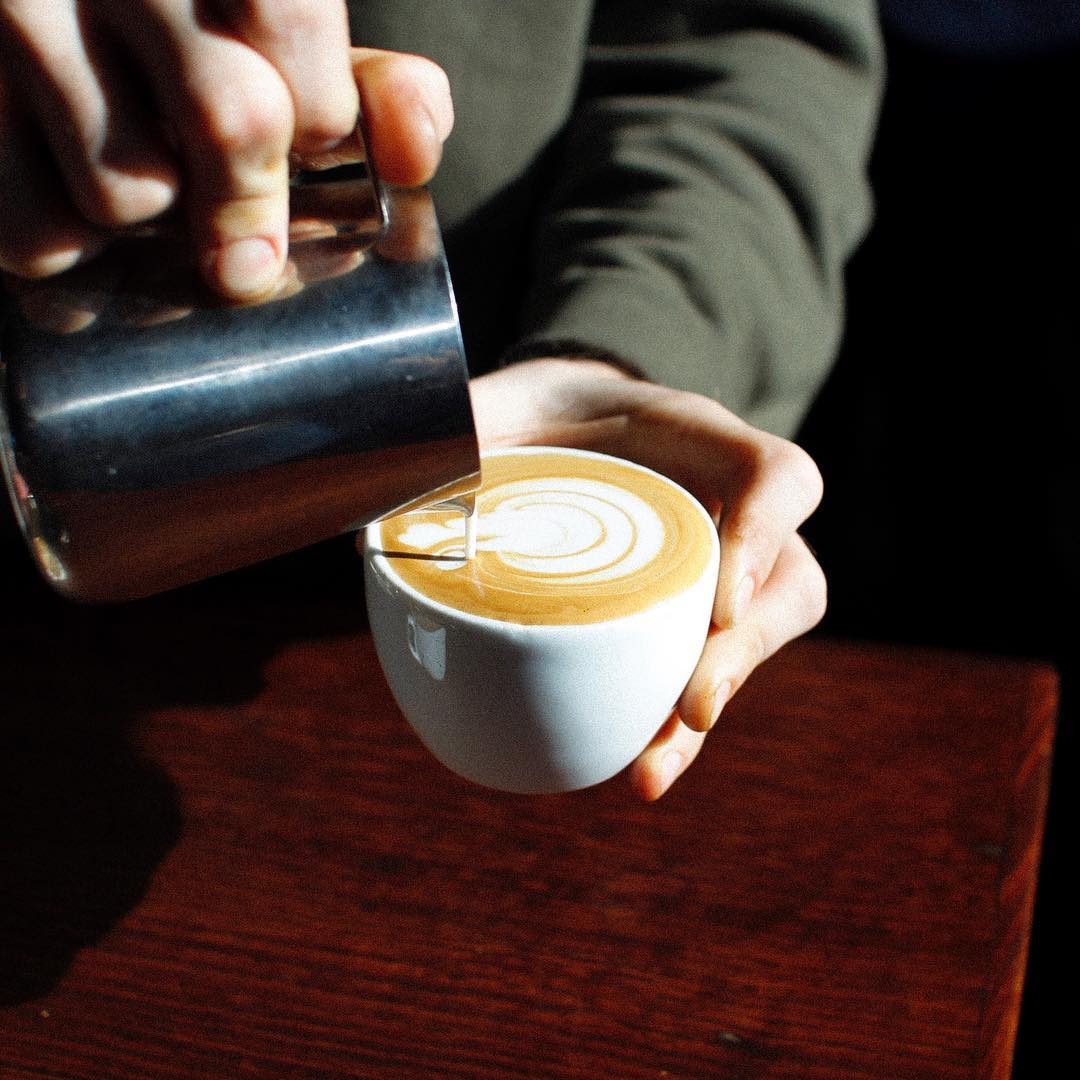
xmin=498 ymin=339 xmax=645 ymax=381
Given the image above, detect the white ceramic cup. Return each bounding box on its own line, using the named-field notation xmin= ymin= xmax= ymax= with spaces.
xmin=363 ymin=447 xmax=720 ymax=793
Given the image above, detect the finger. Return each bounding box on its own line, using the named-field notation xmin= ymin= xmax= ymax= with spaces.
xmin=290 ymin=240 xmax=364 ymax=285
xmin=511 ymin=380 xmax=823 ymax=629
xmin=3 ymin=275 xmax=102 ymax=333
xmin=713 ymin=437 xmax=823 ymax=630
xmin=289 ymin=177 xmax=382 ymax=232
xmin=214 ymin=0 xmax=358 ymax=156
xmin=627 ymin=710 xmax=709 ymax=802
xmin=180 ymin=42 xmax=295 ymax=300
xmin=571 ymin=388 xmax=823 ymax=631
xmin=0 ymin=86 xmax=107 ymax=278
xmin=375 ymin=187 xmax=442 ymax=263
xmin=468 ymin=359 xmax=636 ymax=451
xmin=107 ymin=7 xmax=295 ymax=300
xmin=0 ymin=0 xmax=178 ymax=227
xmin=351 ymin=47 xmax=453 ymax=187
xmin=678 ymin=534 xmax=827 ymax=732
xmin=2 ymin=254 xmax=119 ymax=332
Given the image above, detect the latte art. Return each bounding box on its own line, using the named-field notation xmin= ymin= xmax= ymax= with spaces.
xmin=398 ymin=477 xmax=664 ymax=581
xmin=374 ymin=448 xmax=716 ymax=625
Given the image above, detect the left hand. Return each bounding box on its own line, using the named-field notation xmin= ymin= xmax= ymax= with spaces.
xmin=470 ymin=357 xmax=827 ymax=800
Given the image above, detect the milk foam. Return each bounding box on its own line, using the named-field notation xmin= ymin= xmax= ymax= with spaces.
xmin=397 ymin=477 xmax=664 ymax=583
xmin=374 ymin=449 xmax=715 ymax=625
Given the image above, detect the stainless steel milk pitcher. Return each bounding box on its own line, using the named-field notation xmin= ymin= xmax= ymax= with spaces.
xmin=0 ymin=153 xmax=480 ymax=602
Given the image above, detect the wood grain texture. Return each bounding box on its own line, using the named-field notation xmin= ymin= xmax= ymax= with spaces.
xmin=0 ymin=547 xmax=1057 ymax=1079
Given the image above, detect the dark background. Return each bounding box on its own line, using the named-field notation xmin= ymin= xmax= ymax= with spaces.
xmin=797 ymin=17 xmax=1077 ymax=1076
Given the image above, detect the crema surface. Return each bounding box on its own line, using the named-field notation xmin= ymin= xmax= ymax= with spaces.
xmin=375 ymin=450 xmax=716 ymax=624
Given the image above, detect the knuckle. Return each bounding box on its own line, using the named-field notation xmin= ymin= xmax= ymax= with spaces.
xmin=409 ymin=55 xmax=452 ymax=98
xmin=764 ymin=436 xmax=824 ymax=508
xmin=195 ymin=67 xmax=292 ymax=159
xmin=376 ymin=52 xmax=453 ymax=128
xmin=785 ymin=442 xmax=825 ymax=513
xmin=741 ymin=435 xmax=824 ymax=526
xmin=295 ymin=96 xmax=358 ymax=148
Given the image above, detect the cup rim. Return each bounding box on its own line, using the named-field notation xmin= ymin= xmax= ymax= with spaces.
xmin=364 ymin=445 xmax=720 ymax=634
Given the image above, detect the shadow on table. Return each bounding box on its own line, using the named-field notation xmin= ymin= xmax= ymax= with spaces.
xmin=0 ymin=530 xmax=365 ymax=1005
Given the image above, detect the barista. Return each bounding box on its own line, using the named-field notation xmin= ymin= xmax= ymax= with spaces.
xmin=0 ymin=1 xmax=882 ymax=799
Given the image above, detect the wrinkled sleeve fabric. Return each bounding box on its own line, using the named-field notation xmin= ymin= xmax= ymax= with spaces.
xmin=508 ymin=0 xmax=883 ymax=437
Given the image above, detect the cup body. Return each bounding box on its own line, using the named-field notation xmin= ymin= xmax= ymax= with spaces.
xmin=364 ymin=449 xmax=720 ymax=793
xmin=0 ymin=170 xmax=478 ymax=602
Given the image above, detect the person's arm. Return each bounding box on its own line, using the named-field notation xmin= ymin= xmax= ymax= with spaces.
xmin=508 ymin=0 xmax=883 ymax=438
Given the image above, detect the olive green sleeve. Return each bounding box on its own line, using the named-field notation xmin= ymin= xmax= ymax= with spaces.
xmin=509 ymin=0 xmax=884 ymax=437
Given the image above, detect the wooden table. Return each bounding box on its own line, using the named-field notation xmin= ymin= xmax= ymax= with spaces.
xmin=0 ymin=542 xmax=1057 ymax=1079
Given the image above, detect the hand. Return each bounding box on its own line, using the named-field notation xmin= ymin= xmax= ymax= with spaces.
xmin=0 ymin=2 xmax=453 ymax=299
xmin=3 ymin=174 xmax=427 ymax=334
xmin=470 ymin=358 xmax=827 ymax=800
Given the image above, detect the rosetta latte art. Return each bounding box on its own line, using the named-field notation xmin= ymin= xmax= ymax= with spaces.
xmin=375 ymin=448 xmax=716 ymax=625
xmin=398 ymin=477 xmax=664 ymax=583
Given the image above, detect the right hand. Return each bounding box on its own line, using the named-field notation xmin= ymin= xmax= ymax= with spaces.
xmin=471 ymin=358 xmax=828 ymax=801
xmin=0 ymin=1 xmax=453 ymax=300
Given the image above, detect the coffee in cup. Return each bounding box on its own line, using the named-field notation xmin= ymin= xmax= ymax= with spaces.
xmin=364 ymin=446 xmax=720 ymax=793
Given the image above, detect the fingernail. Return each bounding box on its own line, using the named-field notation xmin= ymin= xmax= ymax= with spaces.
xmin=732 ymin=575 xmax=755 ymax=624
xmin=706 ymin=680 xmax=733 ymax=731
xmin=659 ymin=751 xmax=684 ymax=795
xmin=210 ymin=236 xmax=281 ymax=299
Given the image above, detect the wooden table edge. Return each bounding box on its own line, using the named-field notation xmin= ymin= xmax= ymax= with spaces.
xmin=974 ymin=664 xmax=1059 ymax=1079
